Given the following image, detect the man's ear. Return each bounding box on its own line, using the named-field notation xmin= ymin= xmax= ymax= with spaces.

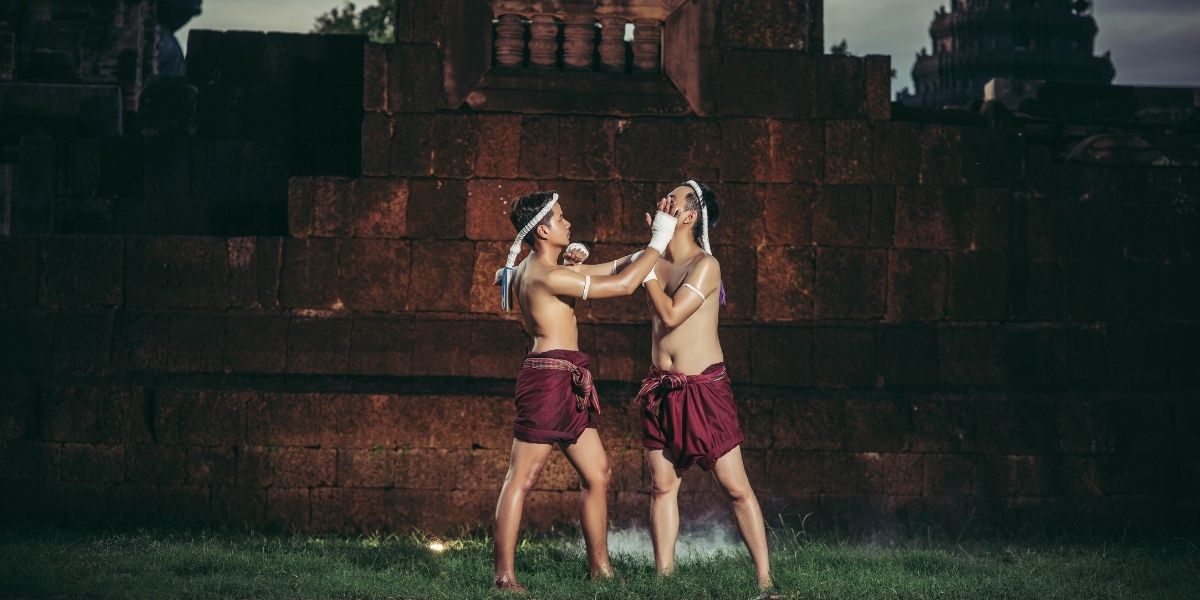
xmin=535 ymin=223 xmax=550 ymax=240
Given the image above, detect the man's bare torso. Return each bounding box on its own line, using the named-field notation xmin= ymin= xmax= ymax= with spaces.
xmin=514 ymin=255 xmax=579 ymax=353
xmin=650 ymin=255 xmax=723 ymax=375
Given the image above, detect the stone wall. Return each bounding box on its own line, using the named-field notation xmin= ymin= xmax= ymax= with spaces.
xmin=0 ymin=0 xmax=1196 ymax=537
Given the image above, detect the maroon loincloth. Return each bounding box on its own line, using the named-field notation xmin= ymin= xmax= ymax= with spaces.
xmin=636 ymin=362 xmax=743 ymax=471
xmin=513 ymin=349 xmax=600 ymax=444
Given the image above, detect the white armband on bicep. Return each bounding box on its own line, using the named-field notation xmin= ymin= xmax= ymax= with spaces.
xmin=581 ymin=275 xmax=592 ymax=300
xmin=681 ymin=283 xmax=707 ymax=301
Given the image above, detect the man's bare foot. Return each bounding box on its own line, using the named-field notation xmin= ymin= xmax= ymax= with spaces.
xmin=493 ymin=575 xmax=527 ymax=593
xmin=590 ymin=565 xmax=614 ymax=580
xmin=753 ymin=581 xmax=782 ymax=600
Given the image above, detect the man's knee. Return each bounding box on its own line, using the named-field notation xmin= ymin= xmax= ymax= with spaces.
xmin=505 ymin=467 xmax=543 ymax=494
xmin=580 ymin=462 xmax=611 ymax=491
xmin=723 ymin=482 xmax=753 ymax=503
xmin=651 ymin=475 xmax=680 ymax=497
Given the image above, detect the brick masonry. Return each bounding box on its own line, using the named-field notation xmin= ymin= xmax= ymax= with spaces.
xmin=0 ymin=1 xmax=1197 ymax=537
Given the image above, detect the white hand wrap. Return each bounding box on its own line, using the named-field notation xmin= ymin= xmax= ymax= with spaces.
xmin=647 ymin=212 xmax=678 ymax=255
xmin=564 ymin=242 xmax=590 ymax=265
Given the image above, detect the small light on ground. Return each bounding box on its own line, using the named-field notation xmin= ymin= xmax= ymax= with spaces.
xmin=429 ymin=541 xmax=446 ymax=553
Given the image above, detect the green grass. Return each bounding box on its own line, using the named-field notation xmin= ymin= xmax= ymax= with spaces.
xmin=0 ymin=527 xmax=1197 ymax=599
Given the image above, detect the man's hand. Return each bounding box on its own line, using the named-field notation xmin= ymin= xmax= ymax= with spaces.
xmin=563 ymin=243 xmax=590 ymax=266
xmin=647 ymin=196 xmax=682 ymax=255
xmin=644 ymin=196 xmax=680 ymax=228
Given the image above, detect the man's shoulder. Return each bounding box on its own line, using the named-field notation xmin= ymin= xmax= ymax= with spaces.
xmin=523 ymin=264 xmax=576 ymax=284
xmin=682 ymin=253 xmax=720 ymax=276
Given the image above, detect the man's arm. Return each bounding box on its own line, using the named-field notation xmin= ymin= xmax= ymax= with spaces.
xmin=644 ymin=256 xmax=720 ymax=328
xmin=570 ymin=252 xmax=638 ymax=276
xmin=544 ymin=205 xmax=679 ymax=299
xmin=545 ymin=249 xmax=662 ymax=299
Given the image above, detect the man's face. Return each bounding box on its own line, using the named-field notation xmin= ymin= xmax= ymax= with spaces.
xmin=666 ymin=185 xmax=697 ymax=224
xmin=540 ymin=202 xmax=572 ymax=246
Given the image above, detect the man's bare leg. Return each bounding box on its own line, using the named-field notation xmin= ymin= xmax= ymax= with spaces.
xmin=559 ymin=428 xmax=613 ymax=579
xmin=710 ymin=446 xmax=773 ymax=590
xmin=646 ymin=448 xmax=683 ymax=576
xmin=494 ymin=438 xmax=554 ymax=591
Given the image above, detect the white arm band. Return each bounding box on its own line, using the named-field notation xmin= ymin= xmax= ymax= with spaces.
xmin=681 ymin=283 xmax=707 ymax=301
xmin=581 ymin=275 xmax=591 ymax=300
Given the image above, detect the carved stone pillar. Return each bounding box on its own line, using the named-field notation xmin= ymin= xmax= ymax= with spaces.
xmin=494 ymin=14 xmax=525 ymax=68
xmin=632 ymin=18 xmax=661 ymax=73
xmin=598 ymin=17 xmax=626 ymax=73
xmin=562 ymin=15 xmax=595 ymax=70
xmin=528 ymin=14 xmax=559 ymax=69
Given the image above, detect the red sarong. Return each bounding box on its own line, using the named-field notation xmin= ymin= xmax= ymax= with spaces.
xmin=513 ymin=349 xmax=600 ymax=444
xmin=636 ymin=362 xmax=743 ymax=471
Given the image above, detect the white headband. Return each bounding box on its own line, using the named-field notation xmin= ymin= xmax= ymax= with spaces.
xmin=500 ymin=192 xmax=558 ymax=311
xmin=685 ymin=179 xmax=712 ymax=255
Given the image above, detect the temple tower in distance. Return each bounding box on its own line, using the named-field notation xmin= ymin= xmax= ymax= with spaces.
xmin=899 ymin=0 xmax=1115 ymax=108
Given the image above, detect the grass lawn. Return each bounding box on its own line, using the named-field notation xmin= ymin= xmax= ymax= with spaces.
xmin=0 ymin=527 xmax=1197 ymax=599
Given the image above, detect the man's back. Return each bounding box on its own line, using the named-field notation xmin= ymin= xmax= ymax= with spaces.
xmin=650 ymin=253 xmax=724 ymax=375
xmin=515 ymin=256 xmax=579 ymax=353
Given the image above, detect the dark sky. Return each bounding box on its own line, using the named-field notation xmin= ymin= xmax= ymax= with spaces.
xmin=180 ymin=0 xmax=1200 ymax=97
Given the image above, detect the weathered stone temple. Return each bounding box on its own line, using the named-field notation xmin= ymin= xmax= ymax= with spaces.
xmin=1 ymin=0 xmax=1197 ymax=537
xmin=899 ymin=0 xmax=1115 ymax=108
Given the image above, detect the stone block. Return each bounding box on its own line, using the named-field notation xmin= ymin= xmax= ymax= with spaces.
xmin=225 ymin=314 xmax=288 ymax=373
xmin=348 ymin=317 xmax=413 ymax=376
xmin=408 ymin=240 xmax=474 ymax=311
xmin=387 ymin=43 xmax=443 ymax=112
xmin=389 ymin=113 xmax=435 ymax=176
xmin=813 ymin=247 xmax=886 ymax=319
xmin=937 ymin=325 xmax=1006 ymax=387
xmin=124 ymin=444 xmax=186 ymax=484
xmin=125 ymin=237 xmax=229 ymax=309
xmin=750 ymin=326 xmax=813 ymax=387
xmin=877 ymin=325 xmax=939 ymax=387
xmin=825 ymin=120 xmax=872 ymax=184
xmin=812 ymin=185 xmax=870 ymax=246
xmin=278 ymin=238 xmax=340 ymax=309
xmin=410 ymin=320 xmax=473 ymax=376
xmin=559 ymin=116 xmax=616 ymax=179
xmin=886 ymin=250 xmax=947 ymax=321
xmin=167 ymin=313 xmax=226 ymax=372
xmin=339 ymin=239 xmax=410 ymax=311
xmin=756 ymin=246 xmax=814 ymax=320
xmin=156 ymin=390 xmax=249 ymax=446
xmin=38 ymin=236 xmax=123 ymax=308
xmin=52 ymin=312 xmax=114 ymax=376
xmin=474 ymin=114 xmax=522 ymax=178
xmin=813 ymin=326 xmax=876 ymax=388
xmin=763 ymin=184 xmax=815 ymax=245
xmin=407 ymin=178 xmax=466 ymax=239
xmin=60 ymin=443 xmax=124 ymax=483
xmin=719 ymin=52 xmax=817 ymax=119
xmin=947 ymin=251 xmax=1009 ymax=320
xmin=466 ymin=179 xmax=539 ymax=241
xmin=772 ymin=397 xmax=845 ymax=450
xmin=286 ymin=317 xmax=352 ymax=374
xmin=844 ymin=397 xmax=911 ymax=452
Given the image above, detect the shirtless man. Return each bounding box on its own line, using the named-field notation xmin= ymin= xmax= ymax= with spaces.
xmin=629 ymin=180 xmax=774 ymax=592
xmin=491 ymin=191 xmax=680 ymax=591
